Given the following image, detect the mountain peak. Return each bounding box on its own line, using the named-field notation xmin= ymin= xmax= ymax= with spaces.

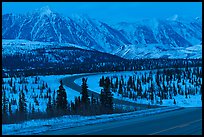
xmin=38 ymin=6 xmax=52 ymax=16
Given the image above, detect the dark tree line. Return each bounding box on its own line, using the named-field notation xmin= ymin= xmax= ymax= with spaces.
xmin=3 ymin=58 xmax=202 ymax=78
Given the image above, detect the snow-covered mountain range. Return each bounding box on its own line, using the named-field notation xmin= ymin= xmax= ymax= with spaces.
xmin=2 ymin=6 xmax=202 ymax=59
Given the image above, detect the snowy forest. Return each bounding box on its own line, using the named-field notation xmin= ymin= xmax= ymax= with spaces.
xmin=2 ymin=65 xmax=202 ymax=124
xmin=99 ymin=67 xmax=202 ymax=105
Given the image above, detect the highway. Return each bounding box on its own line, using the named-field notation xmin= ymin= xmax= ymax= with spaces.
xmin=41 ymin=107 xmax=202 ymax=135
xmin=61 ymin=73 xmax=160 ymax=109
xmin=41 ymin=72 xmax=202 ymax=135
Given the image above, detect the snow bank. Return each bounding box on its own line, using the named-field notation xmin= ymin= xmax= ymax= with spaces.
xmin=2 ymin=106 xmax=181 ymax=135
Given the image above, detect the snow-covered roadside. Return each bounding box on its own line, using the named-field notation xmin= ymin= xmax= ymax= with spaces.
xmin=2 ymin=106 xmax=182 ymax=135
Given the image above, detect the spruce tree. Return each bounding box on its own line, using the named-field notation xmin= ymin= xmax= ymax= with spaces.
xmin=104 ymin=77 xmax=113 ymax=114
xmin=8 ymin=102 xmax=12 ymax=116
xmin=91 ymin=93 xmax=97 ymax=114
xmin=56 ymin=80 xmax=68 ymax=115
xmin=18 ymin=89 xmax=27 ymax=120
xmin=173 ymin=83 xmax=177 ymax=96
xmin=173 ymin=99 xmax=176 ymax=104
xmin=115 ymin=77 xmax=118 ymax=89
xmin=31 ymin=104 xmax=35 ymax=118
xmin=81 ymin=78 xmax=90 ymax=114
xmin=2 ymin=90 xmax=8 ymax=123
xmin=118 ymin=80 xmax=123 ymax=95
xmin=52 ymin=90 xmax=56 ymax=110
xmin=99 ymin=76 xmax=105 ymax=87
xmin=100 ymin=89 xmax=106 ymax=113
xmin=81 ymin=78 xmax=89 ymax=105
xmin=46 ymin=96 xmax=53 ymax=117
xmin=9 ymin=77 xmax=13 ymax=87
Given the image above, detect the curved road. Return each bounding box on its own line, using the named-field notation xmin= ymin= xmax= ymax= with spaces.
xmin=41 ymin=107 xmax=202 ymax=135
xmin=62 ymin=72 xmax=161 ymax=109
xmin=49 ymin=72 xmax=202 ymax=135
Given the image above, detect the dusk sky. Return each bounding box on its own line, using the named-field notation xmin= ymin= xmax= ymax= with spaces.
xmin=3 ymin=2 xmax=202 ymax=24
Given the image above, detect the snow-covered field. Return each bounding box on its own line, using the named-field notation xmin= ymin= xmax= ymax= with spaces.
xmin=74 ymin=70 xmax=202 ymax=107
xmin=2 ymin=69 xmax=202 ymax=134
xmin=2 ymin=68 xmax=202 ymax=115
xmin=2 ymin=74 xmax=80 ymax=113
xmin=2 ymin=106 xmax=181 ymax=135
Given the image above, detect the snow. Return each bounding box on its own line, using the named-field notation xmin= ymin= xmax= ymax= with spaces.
xmin=162 ymin=95 xmax=201 ymax=107
xmin=39 ymin=6 xmax=52 ymax=17
xmin=2 ymin=106 xmax=181 ymax=135
xmin=2 ymin=39 xmax=93 ymax=56
xmin=39 ymin=74 xmax=81 ymax=102
xmin=113 ymin=43 xmax=202 ymax=59
xmin=74 ymin=70 xmax=202 ymax=107
xmin=2 ymin=70 xmax=201 ymax=134
xmin=2 ymin=74 xmax=80 ymax=113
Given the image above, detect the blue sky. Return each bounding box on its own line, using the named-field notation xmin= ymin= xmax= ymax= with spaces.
xmin=2 ymin=2 xmax=202 ymax=24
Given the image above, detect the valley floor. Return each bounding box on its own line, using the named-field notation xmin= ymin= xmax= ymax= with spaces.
xmin=2 ymin=69 xmax=202 ymax=135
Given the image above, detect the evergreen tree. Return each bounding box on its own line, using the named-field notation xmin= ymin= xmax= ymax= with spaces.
xmin=156 ymin=70 xmax=160 ymax=86
xmin=173 ymin=99 xmax=176 ymax=104
xmin=81 ymin=78 xmax=90 ymax=114
xmin=25 ymin=85 xmax=28 ymax=93
xmin=9 ymin=77 xmax=13 ymax=87
xmin=91 ymin=93 xmax=96 ymax=106
xmin=52 ymin=90 xmax=56 ymax=110
xmin=104 ymin=77 xmax=113 ymax=114
xmin=99 ymin=76 xmax=105 ymax=87
xmin=115 ymin=77 xmax=118 ymax=89
xmin=100 ymin=89 xmax=106 ymax=113
xmin=118 ymin=81 xmax=123 ymax=95
xmin=42 ymin=81 xmax=45 ymax=89
xmin=46 ymin=96 xmax=53 ymax=117
xmin=8 ymin=102 xmax=12 ymax=116
xmin=70 ymin=101 xmax=75 ymax=114
xmin=91 ymin=93 xmax=97 ymax=114
xmin=74 ymin=96 xmax=81 ymax=114
xmin=18 ymin=89 xmax=27 ymax=120
xmin=2 ymin=90 xmax=8 ymax=120
xmin=12 ymin=82 xmax=17 ymax=94
xmin=56 ymin=80 xmax=68 ymax=115
xmin=127 ymin=76 xmax=133 ymax=88
xmin=173 ymin=83 xmax=177 ymax=96
xmin=2 ymin=78 xmax=5 ymax=84
xmin=35 ymin=76 xmax=38 ymax=84
xmin=31 ymin=104 xmax=35 ymax=115
xmin=138 ymin=82 xmax=143 ymax=97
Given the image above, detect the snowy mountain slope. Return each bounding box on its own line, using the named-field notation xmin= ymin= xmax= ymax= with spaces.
xmin=167 ymin=16 xmax=202 ymax=46
xmin=113 ymin=44 xmax=202 ymax=59
xmin=112 ymin=17 xmax=202 ymax=59
xmin=2 ymin=7 xmax=99 ymax=48
xmin=72 ymin=14 xmax=131 ymax=53
xmin=114 ymin=17 xmax=201 ymax=47
xmin=2 ymin=7 xmax=202 ymax=59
